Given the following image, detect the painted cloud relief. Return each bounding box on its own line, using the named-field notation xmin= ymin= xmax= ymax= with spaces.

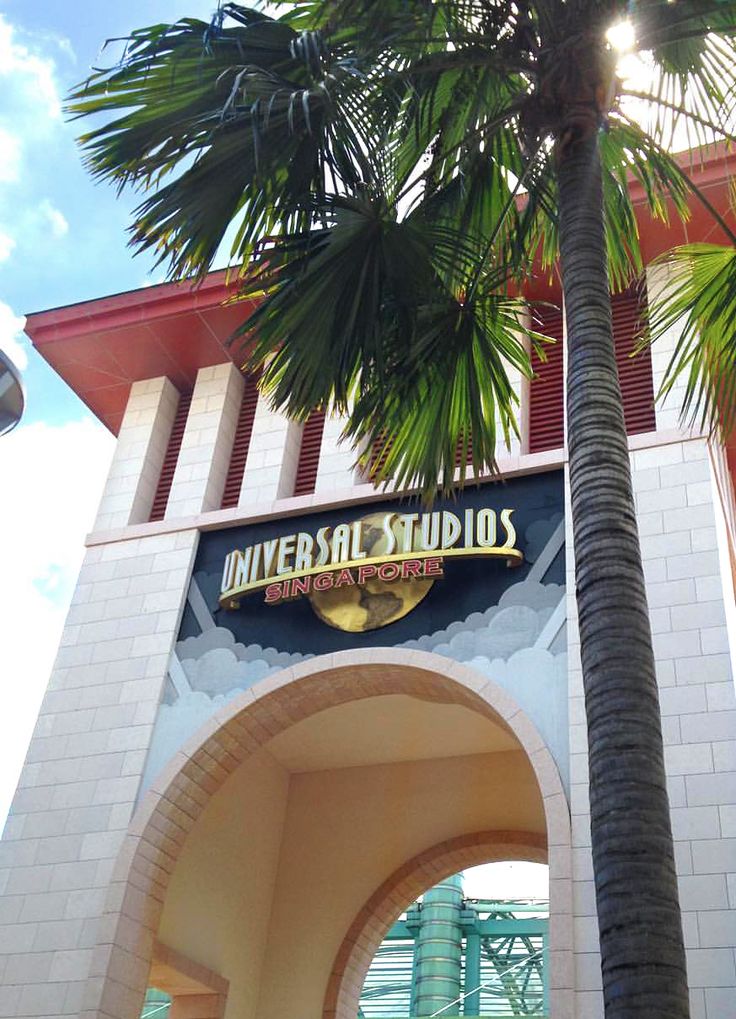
xmin=175 ymin=627 xmax=314 ymax=699
xmin=142 ymin=514 xmax=568 ymax=792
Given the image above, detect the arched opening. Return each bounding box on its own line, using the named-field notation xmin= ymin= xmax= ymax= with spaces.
xmin=357 ymin=862 xmax=550 ymax=1018
xmin=90 ymin=651 xmax=571 ymax=1019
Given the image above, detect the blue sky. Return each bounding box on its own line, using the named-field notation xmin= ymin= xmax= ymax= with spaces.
xmin=1 ymin=0 xmax=218 ymax=425
xmin=0 ymin=1 xmax=219 ymax=824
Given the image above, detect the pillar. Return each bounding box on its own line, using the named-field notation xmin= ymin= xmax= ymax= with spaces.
xmin=314 ymin=412 xmax=357 ymax=495
xmin=239 ymin=399 xmax=302 ymax=506
xmin=165 ymin=363 xmax=244 ymax=519
xmin=413 ymin=874 xmax=464 ymax=1016
xmin=645 ymin=262 xmax=690 ymax=433
xmin=94 ymin=377 xmax=179 ymax=531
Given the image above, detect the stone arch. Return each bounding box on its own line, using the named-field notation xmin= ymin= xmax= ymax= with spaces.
xmin=325 ymin=829 xmax=548 ymax=1019
xmin=84 ymin=649 xmax=571 ymax=1019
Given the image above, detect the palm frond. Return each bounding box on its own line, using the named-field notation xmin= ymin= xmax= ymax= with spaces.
xmin=344 ymin=288 xmax=535 ymax=499
xmin=226 ymin=187 xmax=535 ymax=497
xmin=647 ymin=243 xmax=736 ymax=438
xmin=66 ymin=9 xmax=386 ymax=277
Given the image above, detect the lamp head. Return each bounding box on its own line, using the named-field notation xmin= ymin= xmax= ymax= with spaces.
xmin=0 ymin=349 xmax=25 ymax=436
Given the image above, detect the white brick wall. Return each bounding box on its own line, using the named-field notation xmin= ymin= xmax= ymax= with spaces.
xmin=165 ymin=363 xmax=244 ymax=519
xmin=0 ymin=528 xmax=197 ymax=1016
xmin=94 ymin=378 xmax=179 ymax=531
xmin=238 ymin=396 xmax=303 ymax=506
xmin=314 ymin=412 xmax=357 ymax=495
xmin=646 ymin=263 xmax=690 ymax=434
xmin=568 ymin=435 xmax=736 ymax=1019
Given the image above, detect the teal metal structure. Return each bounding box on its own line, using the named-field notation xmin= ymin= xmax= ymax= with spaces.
xmin=359 ymin=874 xmax=548 ymax=1018
xmin=140 ymin=989 xmax=171 ymax=1018
xmin=412 ymin=875 xmax=465 ymax=1015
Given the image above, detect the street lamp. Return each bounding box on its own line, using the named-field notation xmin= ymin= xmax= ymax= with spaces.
xmin=0 ymin=349 xmax=24 ymax=436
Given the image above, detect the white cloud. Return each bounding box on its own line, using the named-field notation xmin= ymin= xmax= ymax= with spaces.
xmin=0 ymin=15 xmax=62 ymax=121
xmin=0 ymin=418 xmax=114 ymax=823
xmin=0 ymin=300 xmax=27 ymax=370
xmin=0 ymin=229 xmax=15 ymax=263
xmin=0 ymin=127 xmax=21 ymax=183
xmin=39 ymin=199 xmax=69 ymax=238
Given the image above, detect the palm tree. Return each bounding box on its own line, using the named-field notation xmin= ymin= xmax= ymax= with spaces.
xmin=67 ymin=3 xmax=736 ymax=1016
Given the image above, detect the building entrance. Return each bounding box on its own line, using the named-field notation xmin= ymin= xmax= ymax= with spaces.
xmin=101 ymin=652 xmax=569 ymax=1019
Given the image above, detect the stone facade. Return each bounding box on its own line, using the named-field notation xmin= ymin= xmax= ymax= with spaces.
xmin=2 ymin=291 xmax=735 ymax=1018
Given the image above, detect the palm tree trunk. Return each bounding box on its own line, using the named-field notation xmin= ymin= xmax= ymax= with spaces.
xmin=556 ymin=131 xmax=690 ymax=1019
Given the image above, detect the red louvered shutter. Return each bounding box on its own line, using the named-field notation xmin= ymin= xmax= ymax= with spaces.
xmin=455 ymin=436 xmax=473 ymax=469
xmin=293 ymin=409 xmax=326 ymax=496
xmin=528 ymin=306 xmax=565 ymax=453
xmin=612 ymin=289 xmax=656 ymax=435
xmin=149 ymin=391 xmax=192 ymax=522
xmin=368 ymin=432 xmax=392 ymax=482
xmin=221 ymin=373 xmax=259 ymax=509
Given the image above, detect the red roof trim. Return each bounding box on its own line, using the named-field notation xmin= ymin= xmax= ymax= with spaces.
xmin=25 ymin=269 xmax=236 ymax=344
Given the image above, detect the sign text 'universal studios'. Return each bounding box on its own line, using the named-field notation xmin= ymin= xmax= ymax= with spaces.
xmin=220 ymin=507 xmax=523 ymax=609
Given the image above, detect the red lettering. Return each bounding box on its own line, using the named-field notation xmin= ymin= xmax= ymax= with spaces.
xmin=334 ymin=568 xmax=356 ymax=588
xmin=401 ymin=559 xmax=422 ymax=580
xmin=314 ymin=572 xmax=334 ymax=591
xmin=291 ymin=577 xmax=311 ymax=597
xmin=378 ymin=562 xmax=400 ymax=582
xmin=423 ymin=557 xmax=444 ymax=577
xmin=265 ymin=583 xmax=283 ymax=604
xmin=357 ymin=563 xmax=378 ymax=584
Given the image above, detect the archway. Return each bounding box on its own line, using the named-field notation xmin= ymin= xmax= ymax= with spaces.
xmin=85 ymin=649 xmax=571 ymax=1019
xmin=326 ymin=830 xmax=549 ymax=1019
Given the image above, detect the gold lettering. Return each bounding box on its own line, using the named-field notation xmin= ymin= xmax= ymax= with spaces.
xmin=250 ymin=543 xmax=262 ymax=583
xmin=464 ymin=508 xmax=474 ymax=547
xmin=350 ymin=520 xmax=366 ymax=559
xmin=241 ymin=547 xmax=252 ymax=586
xmin=476 ymin=508 xmax=497 ymax=547
xmin=398 ymin=513 xmax=418 ymax=552
xmin=315 ymin=526 xmax=331 ymax=566
xmin=419 ymin=512 xmax=440 ymax=551
xmin=500 ymin=508 xmax=517 ymax=549
xmin=441 ymin=511 xmax=461 ymax=548
xmin=331 ymin=523 xmax=352 ymax=564
xmin=294 ymin=532 xmax=314 ymax=571
xmin=262 ymin=538 xmax=279 ymax=578
xmin=221 ymin=550 xmax=241 ymax=594
xmin=276 ymin=534 xmax=296 ymax=575
xmin=381 ymin=513 xmax=397 ymax=554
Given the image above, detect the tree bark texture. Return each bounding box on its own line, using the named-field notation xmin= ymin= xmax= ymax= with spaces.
xmin=557 ymin=132 xmax=690 ymax=1019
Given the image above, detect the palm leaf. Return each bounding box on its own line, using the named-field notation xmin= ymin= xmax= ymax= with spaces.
xmin=66 ymin=9 xmax=386 ymax=276
xmin=343 ymin=288 xmax=536 ymax=498
xmin=647 ymin=243 xmax=736 ymax=439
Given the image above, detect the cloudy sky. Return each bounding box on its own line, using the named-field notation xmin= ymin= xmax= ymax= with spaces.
xmin=0 ymin=1 xmax=220 ymax=825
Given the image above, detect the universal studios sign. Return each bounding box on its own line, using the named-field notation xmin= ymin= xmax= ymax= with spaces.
xmin=220 ymin=506 xmax=523 ymax=611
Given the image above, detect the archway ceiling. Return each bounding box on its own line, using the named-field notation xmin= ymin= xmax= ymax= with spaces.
xmin=265 ymin=693 xmax=518 ymax=773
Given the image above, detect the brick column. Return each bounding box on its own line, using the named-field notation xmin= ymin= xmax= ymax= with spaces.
xmin=567 ymin=434 xmax=736 ymax=1019
xmin=94 ymin=378 xmax=180 ymax=532
xmin=314 ymin=413 xmax=356 ymax=495
xmin=0 ymin=528 xmax=198 ymax=1017
xmin=165 ymin=364 xmax=244 ymax=520
xmin=646 ymin=263 xmax=690 ymax=433
xmin=239 ymin=399 xmax=302 ymax=506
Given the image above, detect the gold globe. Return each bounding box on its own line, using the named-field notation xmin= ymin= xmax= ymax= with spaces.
xmin=308 ymin=511 xmax=436 ymax=632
